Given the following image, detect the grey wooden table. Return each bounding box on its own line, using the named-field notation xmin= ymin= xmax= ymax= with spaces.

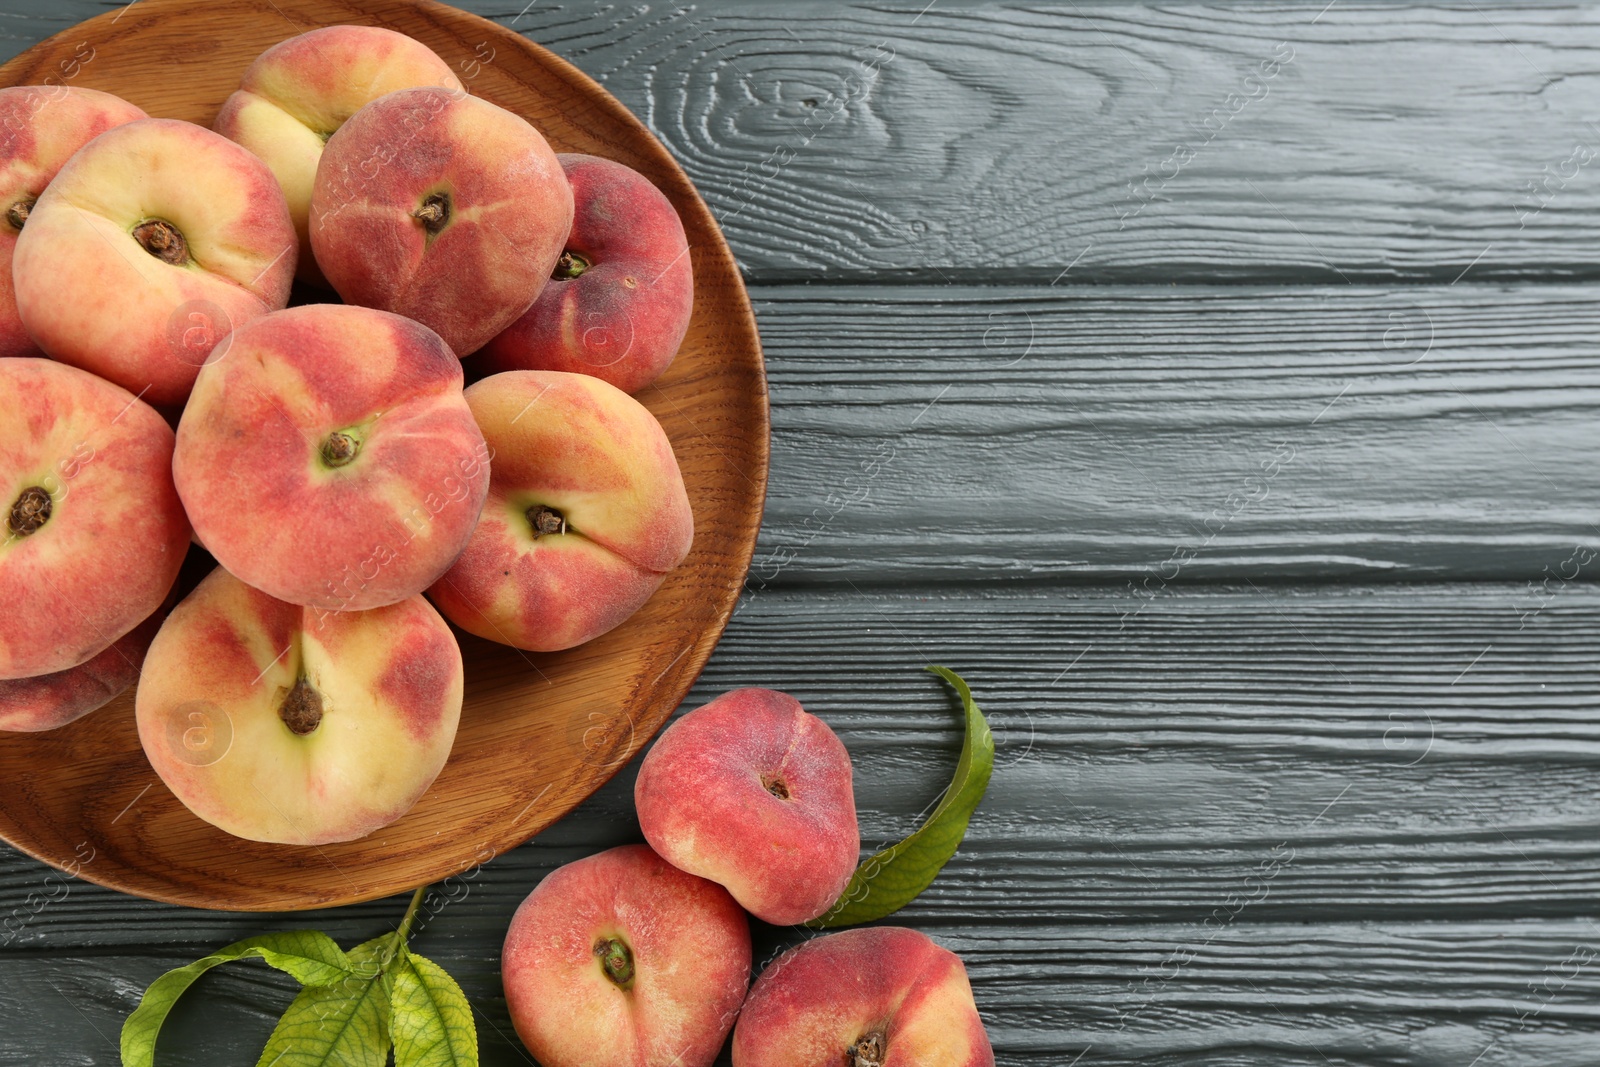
xmin=5 ymin=1 xmax=1600 ymax=1063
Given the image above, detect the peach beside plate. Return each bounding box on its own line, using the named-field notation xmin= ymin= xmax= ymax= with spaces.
xmin=0 ymin=0 xmax=768 ymax=910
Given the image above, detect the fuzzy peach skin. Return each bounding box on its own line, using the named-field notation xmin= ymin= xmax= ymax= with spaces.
xmin=502 ymin=844 xmax=751 ymax=1067
xmin=174 ymin=304 xmax=489 ymax=612
xmin=0 ymin=359 xmax=188 ymax=679
xmin=12 ymin=118 xmax=295 ymax=407
xmin=635 ymin=688 xmax=860 ymax=925
xmin=310 ymin=86 xmax=573 ymax=356
xmin=0 ymin=606 xmax=162 ymax=732
xmin=428 ymin=370 xmax=692 ymax=651
xmin=0 ymin=85 xmax=146 ymax=358
xmin=732 ymin=927 xmax=995 ymax=1067
xmin=479 ymin=154 xmax=693 ymax=394
xmin=136 ymin=566 xmax=463 ymax=844
xmin=214 ymin=26 xmax=463 ymax=287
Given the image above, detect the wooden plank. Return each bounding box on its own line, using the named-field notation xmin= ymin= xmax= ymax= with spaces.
xmin=6 ymin=2 xmax=1600 ymax=282
xmin=5 ymin=919 xmax=1600 ymax=1065
xmin=744 ymin=283 xmax=1600 ymax=583
xmin=4 ymin=583 xmax=1599 ymax=948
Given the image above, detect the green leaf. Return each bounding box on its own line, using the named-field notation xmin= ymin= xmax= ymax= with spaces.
xmin=120 ymin=932 xmax=352 ymax=1067
xmin=391 ymin=951 xmax=478 ymax=1067
xmin=254 ymin=934 xmax=400 ymax=1067
xmin=810 ymin=666 xmax=995 ymax=927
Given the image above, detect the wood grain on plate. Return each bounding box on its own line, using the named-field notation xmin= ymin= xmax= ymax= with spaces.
xmin=0 ymin=0 xmax=768 ymax=910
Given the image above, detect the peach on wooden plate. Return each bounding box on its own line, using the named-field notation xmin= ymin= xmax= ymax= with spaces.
xmin=135 ymin=566 xmax=463 ymax=845
xmin=310 ymin=86 xmax=573 ymax=356
xmin=732 ymin=926 xmax=996 ymax=1067
xmin=428 ymin=370 xmax=693 ymax=651
xmin=502 ymin=844 xmax=751 ymax=1067
xmin=12 ymin=118 xmax=296 ymax=408
xmin=214 ymin=25 xmax=464 ymax=287
xmin=0 ymin=85 xmax=146 ymax=358
xmin=479 ymin=153 xmax=694 ymax=394
xmin=0 ymin=358 xmax=188 ymax=680
xmin=0 ymin=607 xmax=161 ymax=733
xmin=635 ymin=687 xmax=860 ymax=925
xmin=174 ymin=304 xmax=489 ymax=613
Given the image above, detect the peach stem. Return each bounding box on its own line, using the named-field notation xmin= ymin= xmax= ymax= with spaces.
xmin=132 ymin=219 xmax=189 ymax=266
xmin=594 ymin=936 xmax=634 ymax=989
xmin=7 ymin=486 xmax=51 ymax=537
xmin=849 ymin=1030 xmax=887 ymax=1067
xmin=5 ymin=197 xmax=33 ymax=231
xmin=527 ymin=504 xmax=566 ymax=538
xmin=552 ymin=250 xmax=590 ymax=280
xmin=278 ymin=677 xmax=324 ymax=735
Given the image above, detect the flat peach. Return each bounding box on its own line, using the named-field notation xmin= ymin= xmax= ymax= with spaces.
xmin=732 ymin=927 xmax=995 ymax=1067
xmin=13 ymin=118 xmax=296 ymax=407
xmin=136 ymin=566 xmax=463 ymax=845
xmin=503 ymin=844 xmax=750 ymax=1067
xmin=311 ymin=87 xmax=573 ymax=356
xmin=0 ymin=85 xmax=146 ymax=358
xmin=214 ymin=25 xmax=463 ymax=286
xmin=175 ymin=304 xmax=489 ymax=612
xmin=636 ymin=688 xmax=860 ymax=925
xmin=0 ymin=359 xmax=188 ymax=679
xmin=0 ymin=607 xmax=161 ymax=732
xmin=428 ymin=370 xmax=692 ymax=651
xmin=479 ymin=154 xmax=693 ymax=393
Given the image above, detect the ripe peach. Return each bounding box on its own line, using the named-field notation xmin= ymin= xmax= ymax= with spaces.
xmin=732 ymin=927 xmax=995 ymax=1067
xmin=0 ymin=359 xmax=188 ymax=679
xmin=427 ymin=370 xmax=692 ymax=651
xmin=214 ymin=25 xmax=463 ymax=287
xmin=12 ymin=118 xmax=295 ymax=407
xmin=174 ymin=304 xmax=489 ymax=613
xmin=502 ymin=844 xmax=750 ymax=1067
xmin=635 ymin=688 xmax=859 ymax=925
xmin=310 ymin=87 xmax=573 ymax=356
xmin=135 ymin=566 xmax=463 ymax=845
xmin=479 ymin=154 xmax=693 ymax=394
xmin=0 ymin=607 xmax=161 ymax=732
xmin=0 ymin=85 xmax=146 ymax=358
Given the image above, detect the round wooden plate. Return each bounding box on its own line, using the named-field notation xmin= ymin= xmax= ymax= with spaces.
xmin=0 ymin=0 xmax=767 ymax=910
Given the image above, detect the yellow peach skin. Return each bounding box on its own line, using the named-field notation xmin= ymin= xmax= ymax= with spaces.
xmin=214 ymin=25 xmax=463 ymax=287
xmin=0 ymin=359 xmax=188 ymax=679
xmin=174 ymin=304 xmax=489 ymax=612
xmin=428 ymin=370 xmax=693 ymax=651
xmin=310 ymin=87 xmax=573 ymax=356
xmin=0 ymin=85 xmax=146 ymax=358
xmin=135 ymin=567 xmax=463 ymax=845
xmin=12 ymin=118 xmax=296 ymax=408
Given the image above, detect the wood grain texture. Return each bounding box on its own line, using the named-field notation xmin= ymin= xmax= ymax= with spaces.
xmin=4 ymin=583 xmax=1599 ymax=943
xmin=748 ymin=283 xmax=1600 ymax=583
xmin=7 ymin=1 xmax=1600 ymax=283
xmin=5 ymin=918 xmax=1600 ymax=1065
xmin=0 ymin=0 xmax=768 ymax=911
xmin=5 ymin=583 xmax=1600 ymax=1064
xmin=0 ymin=2 xmax=1594 ymax=1065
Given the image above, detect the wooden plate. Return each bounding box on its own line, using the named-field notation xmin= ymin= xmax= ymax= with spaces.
xmin=0 ymin=0 xmax=767 ymax=910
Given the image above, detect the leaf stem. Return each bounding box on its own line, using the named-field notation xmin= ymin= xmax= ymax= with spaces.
xmin=396 ymin=885 xmax=428 ymax=946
